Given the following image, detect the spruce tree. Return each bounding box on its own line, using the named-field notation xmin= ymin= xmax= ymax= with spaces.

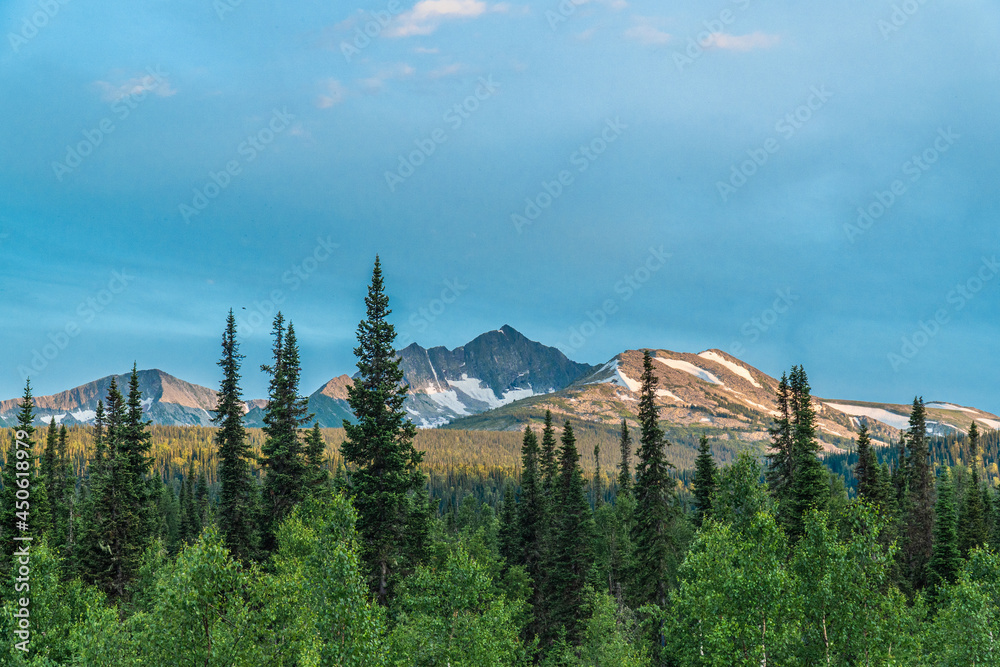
xmin=787 ymin=365 xmax=828 ymax=539
xmin=854 ymin=422 xmax=877 ymax=501
xmin=304 ymin=422 xmax=330 ymax=497
xmin=260 ymin=314 xmax=312 ymax=550
xmin=0 ymin=380 xmax=39 ymax=579
xmin=497 ymin=482 xmax=519 ymax=567
xmin=692 ymin=434 xmax=717 ymax=527
xmin=593 ymin=440 xmax=603 ymax=508
xmin=516 ymin=426 xmax=548 ymax=639
xmin=958 ymin=421 xmax=988 ymax=556
xmin=903 ymin=396 xmax=935 ymax=591
xmin=212 ymin=310 xmax=258 ymax=561
xmin=617 ymin=418 xmax=632 ymax=494
xmin=39 ymin=422 xmax=59 ymax=536
xmin=55 ymin=424 xmax=76 ymax=565
xmin=765 ymin=372 xmax=794 ymax=507
xmin=630 ymin=350 xmax=676 ymax=608
xmin=179 ymin=463 xmax=194 ymax=544
xmin=539 ymin=410 xmax=559 ymax=489
xmin=548 ymin=421 xmax=593 ymax=644
xmin=929 ymin=467 xmax=961 ymax=593
xmin=195 ymin=467 xmax=210 ymax=531
xmin=340 ymin=257 xmax=428 ymax=604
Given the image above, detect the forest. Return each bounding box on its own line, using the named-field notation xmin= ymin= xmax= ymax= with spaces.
xmin=2 ymin=258 xmax=999 ymax=666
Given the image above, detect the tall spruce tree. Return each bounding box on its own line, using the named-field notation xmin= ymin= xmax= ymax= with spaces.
xmin=39 ymin=422 xmax=59 ymax=536
xmin=787 ymin=365 xmax=828 ymax=539
xmin=547 ymin=421 xmax=593 ymax=645
xmin=617 ymin=418 xmax=632 ymax=495
xmin=55 ymin=424 xmax=76 ymax=565
xmin=692 ymin=434 xmax=717 ymax=527
xmin=340 ymin=257 xmax=428 ymax=604
xmin=929 ymin=467 xmax=961 ymax=593
xmin=304 ymin=422 xmax=330 ymax=497
xmin=765 ymin=372 xmax=794 ymax=507
xmin=179 ymin=463 xmax=194 ymax=544
xmin=903 ymin=396 xmax=935 ymax=591
xmin=630 ymin=350 xmax=676 ymax=608
xmin=854 ymin=423 xmax=877 ymax=501
xmin=958 ymin=421 xmax=988 ymax=556
xmin=260 ymin=314 xmax=312 ymax=550
xmin=212 ymin=310 xmax=257 ymax=561
xmin=0 ymin=380 xmax=39 ymax=579
xmin=539 ymin=410 xmax=559 ymax=489
xmin=593 ymin=440 xmax=603 ymax=508
xmin=497 ymin=482 xmax=519 ymax=567
xmin=516 ymin=426 xmax=549 ymax=639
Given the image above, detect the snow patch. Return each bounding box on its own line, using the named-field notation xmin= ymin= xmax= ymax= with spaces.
xmin=656 ymin=388 xmax=680 ymax=401
xmin=447 ymin=377 xmax=537 ymax=409
xmin=425 ymin=390 xmax=471 ymax=416
xmin=825 ymin=403 xmax=909 ymax=430
xmin=977 ymin=418 xmax=1000 ymax=430
xmin=698 ymin=351 xmax=761 ymax=388
xmin=41 ymin=414 xmax=67 ymax=425
xmin=925 ymin=402 xmax=975 ymax=413
xmin=654 ymin=357 xmax=723 ymax=385
xmin=71 ymin=409 xmax=96 ymax=422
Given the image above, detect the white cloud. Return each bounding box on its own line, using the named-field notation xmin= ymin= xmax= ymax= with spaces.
xmin=386 ymin=0 xmax=508 ymax=38
xmin=625 ymin=23 xmax=670 ymax=45
xmin=95 ymin=69 xmax=176 ymax=103
xmin=428 ymin=63 xmax=464 ymax=78
xmin=316 ymin=78 xmax=347 ymax=108
xmin=414 ymin=46 xmax=441 ymax=53
xmin=359 ymin=63 xmax=416 ymax=92
xmin=704 ymin=31 xmax=780 ymax=51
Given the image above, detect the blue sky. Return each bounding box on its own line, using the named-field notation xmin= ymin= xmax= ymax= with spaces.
xmin=1 ymin=0 xmax=998 ymax=414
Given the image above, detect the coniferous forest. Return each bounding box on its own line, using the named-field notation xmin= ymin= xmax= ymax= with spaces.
xmin=3 ymin=258 xmax=1000 ymax=666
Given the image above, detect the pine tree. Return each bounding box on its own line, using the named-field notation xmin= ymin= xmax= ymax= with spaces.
xmin=516 ymin=426 xmax=548 ymax=639
xmin=765 ymin=372 xmax=794 ymax=507
xmin=539 ymin=410 xmax=559 ymax=489
xmin=304 ymin=422 xmax=330 ymax=497
xmin=692 ymin=434 xmax=717 ymax=527
xmin=195 ymin=467 xmax=210 ymax=531
xmin=929 ymin=467 xmax=961 ymax=593
xmin=260 ymin=314 xmax=312 ymax=550
xmin=630 ymin=350 xmax=676 ymax=608
xmin=593 ymin=440 xmax=603 ymax=508
xmin=39 ymin=422 xmax=59 ymax=536
xmin=212 ymin=310 xmax=257 ymax=561
xmin=1 ymin=380 xmax=40 ymax=579
xmin=340 ymin=257 xmax=428 ymax=604
xmin=179 ymin=463 xmax=194 ymax=544
xmin=547 ymin=421 xmax=593 ymax=644
xmin=617 ymin=419 xmax=632 ymax=495
xmin=958 ymin=421 xmax=988 ymax=556
xmin=55 ymin=424 xmax=76 ymax=565
xmin=497 ymin=482 xmax=519 ymax=567
xmin=787 ymin=365 xmax=828 ymax=540
xmin=854 ymin=423 xmax=877 ymax=501
xmin=903 ymin=396 xmax=935 ymax=591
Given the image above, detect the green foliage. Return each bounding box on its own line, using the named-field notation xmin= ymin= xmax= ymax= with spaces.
xmin=928 ymin=548 xmax=1000 ymax=666
xmin=958 ymin=421 xmax=989 ymax=557
xmin=540 ymin=587 xmax=649 ymax=667
xmin=929 ymin=467 xmax=962 ymax=594
xmin=692 ymin=434 xmax=717 ymax=527
xmin=903 ymin=396 xmax=936 ymax=592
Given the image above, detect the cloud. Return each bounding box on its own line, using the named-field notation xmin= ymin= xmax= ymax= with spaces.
xmin=316 ymin=78 xmax=347 ymax=108
xmin=428 ymin=63 xmax=464 ymax=78
xmin=703 ymin=31 xmax=780 ymax=51
xmin=94 ymin=68 xmax=176 ymax=103
xmin=359 ymin=63 xmax=416 ymax=92
xmin=386 ymin=0 xmax=508 ymax=38
xmin=414 ymin=46 xmax=441 ymax=54
xmin=625 ymin=23 xmax=670 ymax=45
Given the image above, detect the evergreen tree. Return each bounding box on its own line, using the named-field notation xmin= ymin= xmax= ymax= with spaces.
xmin=55 ymin=424 xmax=76 ymax=565
xmin=692 ymin=434 xmax=717 ymax=527
xmin=497 ymin=482 xmax=518 ymax=567
xmin=787 ymin=366 xmax=828 ymax=540
xmin=539 ymin=410 xmax=559 ymax=489
xmin=593 ymin=440 xmax=603 ymax=508
xmin=516 ymin=426 xmax=548 ymax=639
xmin=630 ymin=350 xmax=676 ymax=608
xmin=958 ymin=421 xmax=988 ymax=556
xmin=617 ymin=419 xmax=632 ymax=495
xmin=179 ymin=463 xmax=195 ymax=544
xmin=340 ymin=257 xmax=428 ymax=604
xmin=903 ymin=396 xmax=935 ymax=591
xmin=304 ymin=422 xmax=330 ymax=497
xmin=547 ymin=421 xmax=594 ymax=644
xmin=765 ymin=372 xmax=794 ymax=507
xmin=212 ymin=310 xmax=257 ymax=561
xmin=854 ymin=423 xmax=877 ymax=501
xmin=195 ymin=467 xmax=210 ymax=532
xmin=39 ymin=421 xmax=59 ymax=535
xmin=0 ymin=380 xmax=40 ymax=579
xmin=260 ymin=314 xmax=312 ymax=550
xmin=929 ymin=467 xmax=961 ymax=593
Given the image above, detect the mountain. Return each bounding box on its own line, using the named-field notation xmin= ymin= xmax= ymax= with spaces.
xmin=0 ymin=369 xmax=226 ymax=427
xmin=445 ymin=347 xmax=1000 ymax=453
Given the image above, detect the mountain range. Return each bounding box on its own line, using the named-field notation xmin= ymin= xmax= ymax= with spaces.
xmin=3 ymin=326 xmax=997 ymax=452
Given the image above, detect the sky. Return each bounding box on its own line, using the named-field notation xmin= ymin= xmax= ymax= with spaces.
xmin=1 ymin=0 xmax=998 ymax=414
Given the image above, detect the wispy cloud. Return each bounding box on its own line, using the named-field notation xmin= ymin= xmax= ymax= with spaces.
xmin=360 ymin=63 xmax=416 ymax=92
xmin=704 ymin=31 xmax=780 ymax=51
xmin=624 ymin=18 xmax=671 ymax=45
xmin=316 ymin=78 xmax=347 ymax=108
xmin=386 ymin=0 xmax=509 ymax=38
xmin=94 ymin=69 xmax=176 ymax=103
xmin=414 ymin=46 xmax=441 ymax=54
xmin=428 ymin=63 xmax=464 ymax=78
